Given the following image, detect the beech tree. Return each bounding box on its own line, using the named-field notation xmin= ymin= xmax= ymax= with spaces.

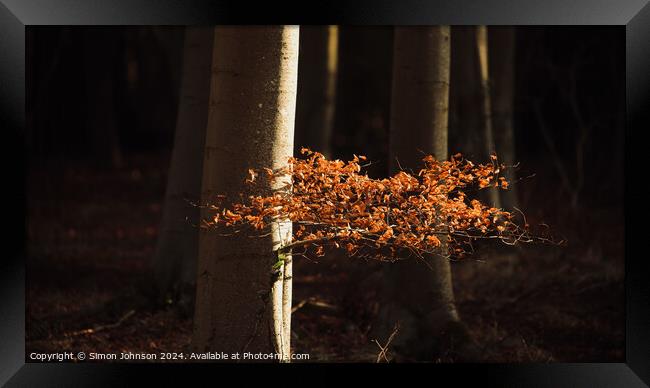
xmin=192 ymin=26 xmax=299 ymax=361
xmin=209 ymin=148 xmax=518 ymax=259
xmin=205 ymin=148 xmax=537 ymax=360
xmin=378 ymin=26 xmax=469 ymax=359
xmin=153 ymin=27 xmax=214 ymax=299
xmin=193 ymin=26 xmax=541 ymax=362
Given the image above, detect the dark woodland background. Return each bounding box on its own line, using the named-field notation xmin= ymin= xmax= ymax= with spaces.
xmin=26 ymin=26 xmax=624 ymax=362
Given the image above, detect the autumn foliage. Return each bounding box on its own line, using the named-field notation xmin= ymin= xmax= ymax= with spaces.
xmin=205 ymin=148 xmax=537 ymax=262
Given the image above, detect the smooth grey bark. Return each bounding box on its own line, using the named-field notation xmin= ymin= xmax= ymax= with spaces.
xmin=153 ymin=27 xmax=214 ymax=296
xmin=489 ymin=26 xmax=519 ymax=210
xmin=294 ymin=25 xmax=338 ymax=158
xmin=193 ymin=26 xmax=298 ymax=361
xmin=376 ymin=26 xmax=462 ymax=357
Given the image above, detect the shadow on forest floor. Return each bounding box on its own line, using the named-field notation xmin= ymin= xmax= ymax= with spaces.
xmin=26 ymin=152 xmax=624 ymax=363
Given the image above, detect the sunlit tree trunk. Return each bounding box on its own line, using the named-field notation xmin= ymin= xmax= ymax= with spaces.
xmin=153 ymin=27 xmax=214 ymax=301
xmin=193 ymin=26 xmax=298 ymax=361
xmin=377 ymin=26 xmax=464 ymax=358
xmin=476 ymin=26 xmax=502 ymax=209
xmin=489 ymin=26 xmax=518 ymax=210
xmin=294 ymin=25 xmax=338 ymax=158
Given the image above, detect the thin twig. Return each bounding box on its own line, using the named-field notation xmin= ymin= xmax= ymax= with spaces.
xmin=372 ymin=322 xmax=400 ymax=363
xmin=65 ymin=309 xmax=135 ymax=337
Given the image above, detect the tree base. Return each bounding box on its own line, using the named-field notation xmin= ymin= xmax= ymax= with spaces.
xmin=420 ymin=320 xmax=483 ymax=362
xmin=362 ymin=303 xmax=483 ymax=362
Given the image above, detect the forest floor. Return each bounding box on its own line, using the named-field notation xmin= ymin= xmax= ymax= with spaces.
xmin=26 ymin=152 xmax=624 ymax=363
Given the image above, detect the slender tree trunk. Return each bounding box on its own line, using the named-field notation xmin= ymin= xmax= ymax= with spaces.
xmin=376 ymin=26 xmax=464 ymax=358
xmin=476 ymin=26 xmax=502 ymax=209
xmin=193 ymin=26 xmax=299 ymax=361
xmin=294 ymin=25 xmax=338 ymax=157
xmin=322 ymin=25 xmax=338 ymax=157
xmin=153 ymin=27 xmax=214 ymax=300
xmin=489 ymin=26 xmax=518 ymax=210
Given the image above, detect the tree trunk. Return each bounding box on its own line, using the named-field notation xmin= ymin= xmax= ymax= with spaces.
xmin=476 ymin=26 xmax=502 ymax=209
xmin=376 ymin=26 xmax=466 ymax=359
xmin=294 ymin=25 xmax=338 ymax=158
xmin=193 ymin=26 xmax=299 ymax=361
xmin=152 ymin=27 xmax=214 ymax=302
xmin=489 ymin=26 xmax=518 ymax=210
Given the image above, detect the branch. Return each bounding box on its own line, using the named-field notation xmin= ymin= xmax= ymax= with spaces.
xmin=64 ymin=309 xmax=135 ymax=337
xmin=373 ymin=322 xmax=400 ymax=363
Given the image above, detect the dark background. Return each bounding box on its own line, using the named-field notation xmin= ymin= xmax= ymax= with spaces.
xmin=25 ymin=26 xmax=625 ymax=362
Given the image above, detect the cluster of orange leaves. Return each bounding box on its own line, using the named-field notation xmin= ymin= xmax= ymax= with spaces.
xmin=209 ymin=148 xmax=526 ymax=261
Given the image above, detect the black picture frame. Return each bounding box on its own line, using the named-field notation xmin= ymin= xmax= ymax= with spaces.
xmin=1 ymin=1 xmax=648 ymax=386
